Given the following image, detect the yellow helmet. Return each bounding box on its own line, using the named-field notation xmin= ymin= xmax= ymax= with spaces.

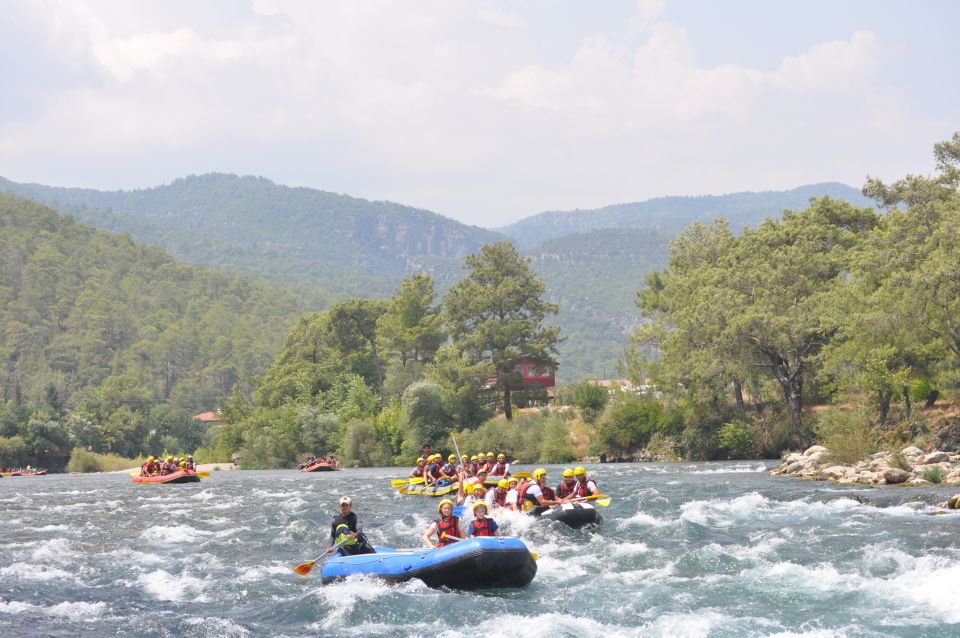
xmin=498 ymin=479 xmax=510 ymax=489
xmin=533 ymin=468 xmax=547 ymax=480
xmin=472 ymin=500 xmax=488 ymax=513
xmin=461 ymin=455 xmax=468 ymax=461
xmin=476 ymin=452 xmax=484 ymax=459
xmin=563 ymin=468 xmax=574 ymax=478
xmin=574 ymin=466 xmax=587 ymax=475
xmin=148 ymin=456 xmax=155 ymax=462
xmin=416 ymin=457 xmax=424 ymax=463
xmin=497 ymin=453 xmax=506 ymax=460
xmin=187 ymin=455 xmax=193 ymax=460
xmin=464 ymin=482 xmax=475 ymax=495
xmin=470 ymin=455 xmax=478 ymax=462
xmin=438 ymin=498 xmax=454 ymax=514
xmin=448 ymin=454 xmax=456 ymax=462
xmin=166 ymin=456 xmax=173 ymax=462
xmin=486 ymin=452 xmax=495 ymax=458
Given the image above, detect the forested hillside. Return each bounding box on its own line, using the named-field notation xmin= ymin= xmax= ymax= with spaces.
xmin=0 ymin=174 xmax=503 ymax=302
xmin=0 ymin=175 xmax=873 ymax=381
xmin=498 ymin=183 xmax=873 ymax=248
xmin=0 ymin=194 xmax=302 ymax=459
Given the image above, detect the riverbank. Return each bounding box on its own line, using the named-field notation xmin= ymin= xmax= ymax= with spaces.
xmin=772 ymin=444 xmax=960 ymax=488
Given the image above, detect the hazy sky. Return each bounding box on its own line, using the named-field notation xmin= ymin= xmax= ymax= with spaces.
xmin=1 ymin=1 xmax=957 ymax=227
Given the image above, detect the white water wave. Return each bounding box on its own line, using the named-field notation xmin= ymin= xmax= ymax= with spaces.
xmin=688 ymin=463 xmax=769 ymax=474
xmin=184 ymin=616 xmax=250 ymax=637
xmin=135 ymin=569 xmax=211 ymax=602
xmin=0 ymin=599 xmax=108 ymax=621
xmin=0 ymin=562 xmax=77 ymax=582
xmin=140 ymin=524 xmax=213 ymax=544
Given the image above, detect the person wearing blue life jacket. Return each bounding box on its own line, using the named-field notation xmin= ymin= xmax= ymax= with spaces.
xmin=425 ymin=455 xmax=442 ymax=485
xmin=326 ymin=496 xmax=374 ymax=555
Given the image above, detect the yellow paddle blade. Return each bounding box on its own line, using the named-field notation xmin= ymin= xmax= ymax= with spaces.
xmin=398 ymin=486 xmax=408 ymax=495
xmin=129 ymin=471 xmax=138 ymax=476
xmin=594 ymin=498 xmax=611 ymax=507
xmin=391 ymin=479 xmax=409 ymax=488
xmin=530 ymin=552 xmax=538 ymax=560
xmin=293 ymin=560 xmax=317 ymax=576
xmin=197 ymin=471 xmax=210 ymax=478
xmin=410 ymin=477 xmax=425 ymax=485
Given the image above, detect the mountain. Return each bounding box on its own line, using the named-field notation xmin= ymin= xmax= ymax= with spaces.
xmin=498 ymin=183 xmax=873 ymax=248
xmin=0 ymin=193 xmax=302 ymax=412
xmin=0 ymin=174 xmax=504 ymax=302
xmin=0 ymin=175 xmax=875 ymax=383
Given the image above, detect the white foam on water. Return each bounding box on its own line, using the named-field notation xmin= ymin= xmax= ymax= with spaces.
xmin=0 ymin=600 xmax=108 ymax=622
xmin=211 ymin=525 xmax=251 ymax=538
xmin=680 ymin=493 xmax=864 ymax=528
xmin=312 ymin=575 xmax=409 ymax=627
xmin=136 ymin=569 xmax=211 ymax=602
xmin=471 ymin=612 xmax=639 ymax=638
xmin=0 ymin=562 xmax=77 ymax=582
xmin=31 ymin=524 xmax=70 ymax=532
xmin=599 ymin=562 xmax=677 ymax=586
xmin=689 ymin=463 xmax=768 ymax=474
xmin=634 ymin=609 xmax=730 ymax=637
xmin=609 ymin=541 xmax=651 ymax=557
xmin=618 ymin=509 xmax=673 ymax=529
xmin=30 ymin=538 xmax=74 ymax=562
xmin=140 ymin=524 xmax=213 ymax=544
xmin=189 ymin=490 xmax=219 ymax=501
xmin=235 ymin=563 xmax=291 ymax=583
xmin=281 ymin=497 xmax=308 ymax=509
xmin=860 ymin=552 xmax=960 ymax=624
xmin=184 ymin=616 xmax=250 ymax=637
xmin=766 ymin=630 xmax=849 ymax=638
xmin=109 ymin=547 xmax=168 ymax=565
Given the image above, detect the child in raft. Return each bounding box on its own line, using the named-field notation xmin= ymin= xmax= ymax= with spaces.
xmin=467 ymin=502 xmax=498 ymax=538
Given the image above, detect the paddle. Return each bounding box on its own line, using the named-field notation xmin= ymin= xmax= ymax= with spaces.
xmin=197 ymin=471 xmax=210 ymax=478
xmin=391 ymin=478 xmax=409 ymax=488
xmin=512 ymin=471 xmax=531 ymax=480
xmin=293 ymin=537 xmax=350 ymax=576
xmin=568 ymin=493 xmax=611 ymax=507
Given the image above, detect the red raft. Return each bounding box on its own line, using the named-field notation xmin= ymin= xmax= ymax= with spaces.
xmin=132 ymin=470 xmax=200 ymax=484
xmin=7 ymin=469 xmax=48 ymax=477
xmin=301 ymin=459 xmax=338 ymax=472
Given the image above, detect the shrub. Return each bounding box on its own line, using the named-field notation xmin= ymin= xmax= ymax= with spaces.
xmin=815 ymin=408 xmax=875 ymax=466
xmin=889 ymin=451 xmax=912 ymax=472
xmin=718 ymin=419 xmax=754 ymax=459
xmin=66 ymin=447 xmax=145 ymax=473
xmin=922 ymin=465 xmax=946 ymax=484
xmin=567 ymin=381 xmax=608 ymax=423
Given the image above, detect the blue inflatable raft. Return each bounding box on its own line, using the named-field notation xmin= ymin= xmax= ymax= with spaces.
xmin=321 ymin=536 xmax=537 ymax=589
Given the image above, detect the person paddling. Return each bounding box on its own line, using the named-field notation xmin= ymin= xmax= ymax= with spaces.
xmin=326 ymin=496 xmax=374 ymax=555
xmin=573 ymin=466 xmax=599 ymax=497
xmin=518 ymin=468 xmax=559 ymax=514
xmin=423 ymin=499 xmax=461 ymax=549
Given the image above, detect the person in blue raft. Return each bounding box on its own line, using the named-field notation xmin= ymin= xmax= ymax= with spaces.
xmin=326 ymin=496 xmax=375 ymax=555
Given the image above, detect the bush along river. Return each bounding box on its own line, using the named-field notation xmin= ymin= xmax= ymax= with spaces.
xmin=2 ymin=462 xmax=960 ymax=637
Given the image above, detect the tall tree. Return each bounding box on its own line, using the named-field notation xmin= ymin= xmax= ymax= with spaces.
xmin=378 ymin=274 xmax=445 ymax=365
xmin=444 ymin=242 xmax=560 ymax=420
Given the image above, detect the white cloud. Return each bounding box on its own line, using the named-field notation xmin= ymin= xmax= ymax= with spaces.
xmin=0 ymin=1 xmax=953 ymax=226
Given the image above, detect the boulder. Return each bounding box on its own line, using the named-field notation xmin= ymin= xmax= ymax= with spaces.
xmin=883 ymin=468 xmax=913 ymax=485
xmin=820 ymin=466 xmax=850 ymax=481
xmin=900 ymin=446 xmax=924 ymax=458
xmin=923 ymin=451 xmax=951 ymax=464
xmin=936 ymin=416 xmax=960 ymax=452
xmin=804 ymin=445 xmax=827 ymax=457
xmin=948 ymin=494 xmax=960 ymax=510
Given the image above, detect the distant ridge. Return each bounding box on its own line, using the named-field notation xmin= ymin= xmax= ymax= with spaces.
xmin=497 ymin=183 xmax=873 ymax=248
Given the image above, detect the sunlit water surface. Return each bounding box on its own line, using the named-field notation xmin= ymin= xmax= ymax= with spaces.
xmin=2 ymin=463 xmax=960 ymax=637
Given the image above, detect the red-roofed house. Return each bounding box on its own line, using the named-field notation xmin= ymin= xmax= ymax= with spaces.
xmin=193 ymin=411 xmax=219 ymax=423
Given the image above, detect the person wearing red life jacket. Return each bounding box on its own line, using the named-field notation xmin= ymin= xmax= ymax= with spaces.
xmin=489 ymin=453 xmax=508 ymax=477
xmin=425 ymin=455 xmax=442 ymax=485
xmin=518 ymin=468 xmax=559 ymax=514
xmin=468 ymin=502 xmax=499 ymax=538
xmin=573 ymin=466 xmax=599 ymax=497
xmin=440 ymin=455 xmax=458 ymax=479
xmin=184 ymin=455 xmax=196 ymax=471
xmin=457 ymin=455 xmax=473 ymax=478
xmin=485 ymin=479 xmax=510 ymax=509
xmin=410 ymin=457 xmax=426 ymax=478
xmin=423 ymin=499 xmax=461 ymax=548
xmin=141 ymin=456 xmax=157 ymax=476
xmin=482 ymin=452 xmax=496 ymax=473
xmin=556 ymin=468 xmax=577 ymax=500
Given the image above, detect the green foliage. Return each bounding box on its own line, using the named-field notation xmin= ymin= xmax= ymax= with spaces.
xmin=718 ymin=419 xmax=755 ymax=459
xmin=65 ymin=448 xmax=145 ymax=473
xmin=0 ymin=435 xmax=27 ymax=467
xmin=563 ymin=380 xmax=609 ymax=423
xmin=444 ymin=242 xmax=560 ymax=420
xmin=342 ymin=418 xmax=393 ymax=467
xmin=815 ymin=408 xmax=876 ymax=465
xmin=593 ymin=393 xmax=676 ymax=459
xmin=399 ymin=381 xmax=449 ymax=456
xmin=888 ymin=451 xmax=913 ymax=472
xmin=922 ymin=465 xmax=946 ymax=484
xmin=453 ymin=412 xmax=575 ymax=464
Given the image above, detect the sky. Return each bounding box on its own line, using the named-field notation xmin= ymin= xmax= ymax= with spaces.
xmin=0 ymin=0 xmax=957 ymax=228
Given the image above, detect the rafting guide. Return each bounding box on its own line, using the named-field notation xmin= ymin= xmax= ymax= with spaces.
xmin=326 ymin=496 xmax=374 ymax=556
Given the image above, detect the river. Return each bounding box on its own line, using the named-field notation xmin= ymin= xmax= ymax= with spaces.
xmin=2 ymin=462 xmax=959 ymax=637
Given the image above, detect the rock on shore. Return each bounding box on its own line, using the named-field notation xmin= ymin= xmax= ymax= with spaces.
xmin=771 ymin=445 xmax=960 ymax=486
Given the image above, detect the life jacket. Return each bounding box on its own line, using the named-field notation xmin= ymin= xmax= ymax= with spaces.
xmin=441 ymin=463 xmax=455 ymax=476
xmin=490 ymin=462 xmax=507 ymax=476
xmin=574 ymin=479 xmax=596 ymax=498
xmin=471 ymin=517 xmax=495 ymax=537
xmin=427 ymin=463 xmax=441 ymax=480
xmin=491 ymin=489 xmax=507 ymax=507
xmin=519 ymin=482 xmax=555 ymax=507
xmin=557 ymin=481 xmax=577 ymax=499
xmin=483 ymin=461 xmax=496 ymax=473
xmin=411 ymin=465 xmax=424 ymax=477
xmin=435 ymin=516 xmax=460 ymax=547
